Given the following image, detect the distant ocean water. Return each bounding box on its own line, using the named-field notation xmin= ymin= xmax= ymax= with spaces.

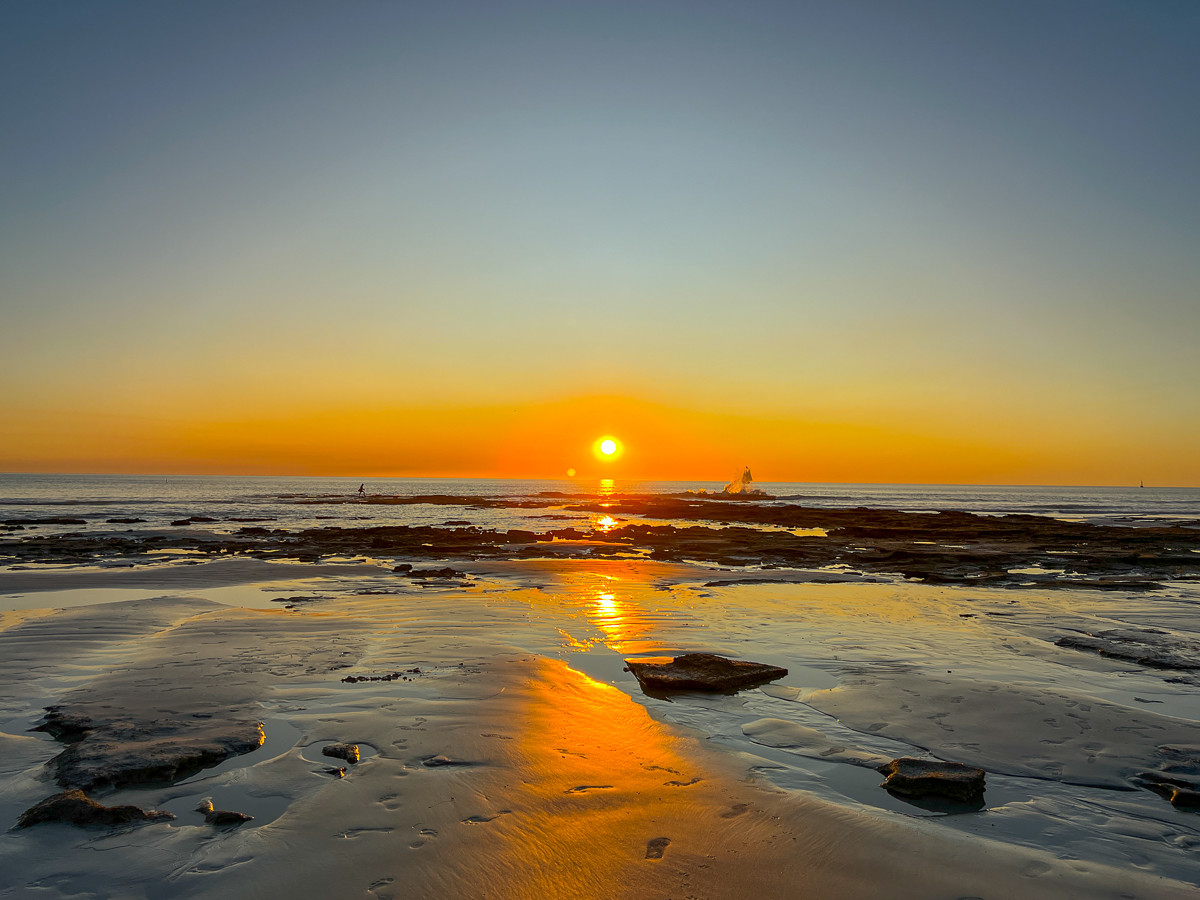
xmin=0 ymin=474 xmax=1198 ymax=539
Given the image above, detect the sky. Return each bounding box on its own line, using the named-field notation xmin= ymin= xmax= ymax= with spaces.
xmin=2 ymin=0 xmax=1198 ymax=484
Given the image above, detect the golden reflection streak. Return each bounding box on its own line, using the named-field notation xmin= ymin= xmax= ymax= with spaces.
xmin=482 ymin=658 xmax=799 ymax=899
xmin=582 ymin=574 xmax=655 ymax=654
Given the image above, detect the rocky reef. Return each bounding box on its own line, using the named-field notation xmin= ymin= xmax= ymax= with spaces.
xmin=5 ymin=493 xmax=1198 ymax=589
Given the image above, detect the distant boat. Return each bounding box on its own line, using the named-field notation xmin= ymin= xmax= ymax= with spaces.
xmin=1140 ymin=480 xmax=1144 ymax=488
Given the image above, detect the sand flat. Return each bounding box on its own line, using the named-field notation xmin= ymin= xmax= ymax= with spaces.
xmin=1 ymin=560 xmax=1198 ymax=898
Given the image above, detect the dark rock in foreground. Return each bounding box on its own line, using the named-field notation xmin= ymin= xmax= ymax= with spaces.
xmin=877 ymin=757 xmax=986 ymax=802
xmin=625 ymin=654 xmax=787 ymax=693
xmin=34 ymin=706 xmax=266 ymax=792
xmin=17 ymin=790 xmax=174 ymax=828
xmin=1135 ymin=772 xmax=1200 ymax=811
xmin=196 ymin=799 xmax=253 ymax=825
xmin=323 ymin=742 xmax=360 ymax=764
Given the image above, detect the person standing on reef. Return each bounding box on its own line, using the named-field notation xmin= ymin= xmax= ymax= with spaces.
xmin=357 ymin=483 xmax=365 ymax=496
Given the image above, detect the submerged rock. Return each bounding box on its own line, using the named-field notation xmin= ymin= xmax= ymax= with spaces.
xmin=322 ymin=742 xmax=360 ymax=764
xmin=877 ymin=757 xmax=986 ymax=802
xmin=423 ymin=754 xmax=470 ymax=767
xmin=1055 ymin=630 xmax=1200 ymax=671
xmin=196 ymin=799 xmax=253 ymax=826
xmin=17 ymin=790 xmax=174 ymax=828
xmin=625 ymin=654 xmax=788 ymax=693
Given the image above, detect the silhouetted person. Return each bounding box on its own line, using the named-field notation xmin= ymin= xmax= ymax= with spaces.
xmin=357 ymin=483 xmax=365 ymax=495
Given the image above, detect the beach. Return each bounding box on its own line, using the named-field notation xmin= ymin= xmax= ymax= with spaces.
xmin=1 ymin=479 xmax=1199 ymax=898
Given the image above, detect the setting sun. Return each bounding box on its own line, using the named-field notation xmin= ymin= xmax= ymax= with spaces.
xmin=593 ymin=436 xmax=623 ymax=461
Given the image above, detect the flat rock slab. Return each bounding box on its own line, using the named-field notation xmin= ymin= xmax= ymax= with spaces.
xmin=877 ymin=757 xmax=986 ymax=802
xmin=18 ymin=790 xmax=174 ymax=828
xmin=625 ymin=654 xmax=787 ymax=693
xmin=35 ymin=707 xmax=265 ymax=792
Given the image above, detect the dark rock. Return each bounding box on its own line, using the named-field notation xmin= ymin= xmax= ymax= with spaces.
xmin=325 ymin=766 xmax=347 ymax=778
xmin=17 ymin=790 xmax=174 ymax=828
xmin=322 ymin=742 xmax=360 ymax=764
xmin=238 ymin=526 xmax=272 ymax=536
xmin=34 ymin=706 xmax=265 ymax=792
xmin=196 ymin=799 xmax=253 ymax=825
xmin=106 ymin=517 xmax=146 ymax=524
xmin=1134 ymin=772 xmax=1200 ymax=810
xmin=341 ymin=667 xmax=420 ymax=683
xmin=624 ymin=654 xmax=788 ymax=693
xmin=445 ymin=520 xmax=471 ymax=526
xmin=407 ymin=567 xmax=460 ymax=578
xmin=1170 ymin=787 xmax=1200 ymax=809
xmin=393 ymin=564 xmax=413 ymax=573
xmin=877 ymin=758 xmax=986 ymax=802
xmin=505 ymin=529 xmax=539 ymax=542
xmin=170 ymin=519 xmax=191 ymax=527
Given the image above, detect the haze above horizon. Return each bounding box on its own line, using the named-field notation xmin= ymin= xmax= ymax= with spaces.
xmin=3 ymin=2 xmax=1198 ymax=486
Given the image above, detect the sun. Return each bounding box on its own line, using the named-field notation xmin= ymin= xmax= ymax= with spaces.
xmin=593 ymin=436 xmax=623 ymax=460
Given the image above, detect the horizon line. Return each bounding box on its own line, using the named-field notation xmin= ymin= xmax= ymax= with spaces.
xmin=0 ymin=472 xmax=1192 ymax=491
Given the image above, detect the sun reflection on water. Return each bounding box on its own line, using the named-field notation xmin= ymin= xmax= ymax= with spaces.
xmin=518 ymin=563 xmax=678 ymax=659
xmin=579 ymin=573 xmax=661 ymax=654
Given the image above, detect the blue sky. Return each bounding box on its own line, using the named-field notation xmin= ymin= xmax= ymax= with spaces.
xmin=2 ymin=1 xmax=1198 ymax=482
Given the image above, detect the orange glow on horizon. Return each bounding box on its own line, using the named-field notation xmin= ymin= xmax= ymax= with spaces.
xmin=2 ymin=393 xmax=1196 ymax=487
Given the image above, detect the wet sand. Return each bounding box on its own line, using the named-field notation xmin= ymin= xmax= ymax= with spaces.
xmin=1 ymin=554 xmax=1198 ymax=898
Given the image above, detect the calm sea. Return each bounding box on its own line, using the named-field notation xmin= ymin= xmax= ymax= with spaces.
xmin=1 ymin=474 xmax=1198 ymax=539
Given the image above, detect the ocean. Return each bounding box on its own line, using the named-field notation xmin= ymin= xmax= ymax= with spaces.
xmin=1 ymin=474 xmax=1198 ymax=539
